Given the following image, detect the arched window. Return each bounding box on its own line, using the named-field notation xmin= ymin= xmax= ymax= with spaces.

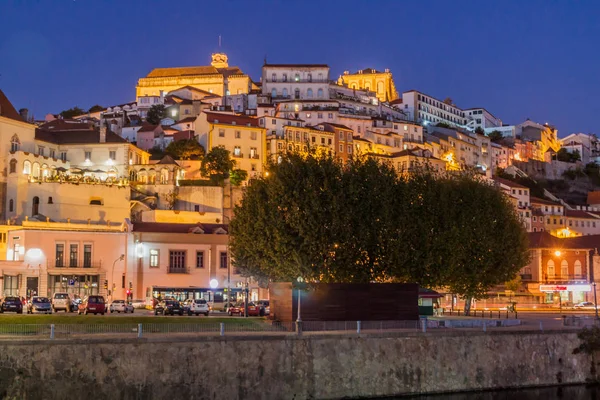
xmin=561 ymin=260 xmax=569 ymax=277
xmin=365 ymin=84 xmax=371 ymax=91
xmin=282 ymin=88 xmax=288 ymax=98
xmin=32 ymin=196 xmax=40 ymax=216
xmin=41 ymin=164 xmax=49 ymax=178
xmin=574 ymin=260 xmax=582 ymax=278
xmin=48 ymin=196 xmax=53 ymax=204
xmin=271 ymin=88 xmax=277 ymax=98
xmin=32 ymin=162 xmax=40 ymax=179
xmin=547 ymin=260 xmax=555 ymax=278
xmin=10 ymin=135 xmax=20 ymax=152
xmin=282 ymin=73 xmax=287 ymax=82
xmin=9 ymin=159 xmax=16 ymax=174
xmin=294 ymin=88 xmax=300 ymax=99
xmin=377 ymin=81 xmax=384 ymax=94
xmin=307 ymin=73 xmax=312 ymax=82
xmin=294 ymin=73 xmax=300 ymax=82
xmin=307 ymin=88 xmax=313 ymax=98
xmin=317 ymin=89 xmax=324 ymax=98
xmin=9 ymin=199 xmax=13 ymax=213
xmin=23 ymin=160 xmax=31 ymax=175
xmin=318 ymin=73 xmax=323 ymax=81
xmin=271 ymin=73 xmax=276 ymax=82
xmin=160 ymin=168 xmax=169 ymax=184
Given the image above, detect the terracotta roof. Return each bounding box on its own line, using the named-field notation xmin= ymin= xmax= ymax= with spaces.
xmin=318 ymin=122 xmax=353 ymax=132
xmin=565 ymin=209 xmax=600 ymax=220
xmin=530 ymin=196 xmax=561 ymax=206
xmin=35 ymin=128 xmax=127 ymax=145
xmin=138 ymin=124 xmax=159 ymax=133
xmin=588 ymin=191 xmax=600 ymax=206
xmin=389 ymin=99 xmax=403 ymax=105
xmin=204 ymin=112 xmax=260 ymax=127
xmin=0 ymin=90 xmax=24 ymax=122
xmin=263 ymin=64 xmax=329 ymax=68
xmin=175 ymin=117 xmax=196 ymax=124
xmin=156 ymin=155 xmax=179 ymax=166
xmin=132 ymin=222 xmax=229 ymax=234
xmin=529 ymin=231 xmax=600 ymax=250
xmin=38 ymin=119 xmax=93 ymax=131
xmin=493 ymin=177 xmax=528 ymax=189
xmin=146 ymin=66 xmax=219 ymax=78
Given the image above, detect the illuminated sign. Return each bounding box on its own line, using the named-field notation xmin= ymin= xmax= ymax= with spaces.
xmin=539 ymin=284 xmax=592 ymax=292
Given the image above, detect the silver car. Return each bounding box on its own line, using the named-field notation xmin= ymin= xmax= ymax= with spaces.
xmin=109 ymin=300 xmax=134 ymax=313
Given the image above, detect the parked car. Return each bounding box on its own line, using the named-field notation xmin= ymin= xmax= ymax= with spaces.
xmin=154 ymin=300 xmax=183 ymax=316
xmin=256 ymin=300 xmax=270 ymax=316
xmin=184 ymin=299 xmax=210 ymax=316
xmin=27 ymin=296 xmax=52 ymax=314
xmin=574 ymin=301 xmax=597 ymax=309
xmin=0 ymin=296 xmax=23 ymax=314
xmin=227 ymin=302 xmax=244 ymax=316
xmin=51 ymin=292 xmax=72 ymax=313
xmin=131 ymin=299 xmax=147 ymax=309
xmin=247 ymin=302 xmax=262 ymax=317
xmin=71 ymin=295 xmax=82 ymax=312
xmin=109 ymin=300 xmax=134 ymax=313
xmin=77 ymin=295 xmax=106 ymax=315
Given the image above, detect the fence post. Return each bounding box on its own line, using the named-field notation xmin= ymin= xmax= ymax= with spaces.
xmin=138 ymin=323 xmax=143 ymax=339
xmin=220 ymin=323 xmax=225 ymax=337
xmin=50 ymin=324 xmax=55 ymax=340
xmin=421 ymin=317 xmax=427 ymax=333
xmin=483 ymin=322 xmax=487 ymax=332
xmin=539 ymin=321 xmax=543 ymax=332
xmin=357 ymin=321 xmax=361 ymax=334
xmin=296 ymin=321 xmax=303 ymax=337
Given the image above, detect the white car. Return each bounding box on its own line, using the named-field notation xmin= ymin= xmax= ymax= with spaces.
xmin=185 ymin=299 xmax=210 ymax=316
xmin=109 ymin=300 xmax=134 ymax=313
xmin=574 ymin=302 xmax=597 ymax=309
xmin=51 ymin=292 xmax=72 ymax=313
xmin=131 ymin=299 xmax=147 ymax=309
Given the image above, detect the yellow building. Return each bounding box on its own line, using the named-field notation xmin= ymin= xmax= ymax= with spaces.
xmin=196 ymin=112 xmax=267 ymax=179
xmin=337 ymin=68 xmax=399 ymax=102
xmin=268 ymin=126 xmax=336 ymax=161
xmin=136 ymin=53 xmax=254 ymax=99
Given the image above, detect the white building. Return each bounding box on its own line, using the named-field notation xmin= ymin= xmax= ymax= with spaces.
xmin=401 ymin=90 xmax=467 ymax=129
xmin=262 ymin=64 xmax=330 ymax=101
xmin=484 ymin=125 xmax=516 ymax=138
xmin=560 ymin=133 xmax=600 ymax=165
xmin=464 ymin=108 xmax=502 ymax=131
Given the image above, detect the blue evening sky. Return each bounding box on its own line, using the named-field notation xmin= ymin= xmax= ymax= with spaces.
xmin=0 ymin=0 xmax=597 ymax=136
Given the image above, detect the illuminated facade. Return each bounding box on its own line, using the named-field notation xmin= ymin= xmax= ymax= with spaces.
xmin=337 ymin=68 xmax=399 ymax=102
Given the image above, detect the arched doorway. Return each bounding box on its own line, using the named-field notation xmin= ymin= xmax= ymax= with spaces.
xmin=32 ymin=196 xmax=40 ymax=216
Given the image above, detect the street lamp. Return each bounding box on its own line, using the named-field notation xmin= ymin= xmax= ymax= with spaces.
xmin=110 ymin=254 xmax=125 ymax=300
xmin=222 ymin=215 xmax=232 ymax=310
xmin=296 ymin=276 xmax=304 ymax=323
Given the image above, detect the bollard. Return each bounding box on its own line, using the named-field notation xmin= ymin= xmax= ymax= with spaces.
xmin=515 ymin=311 xmax=518 ymax=319
xmin=357 ymin=321 xmax=361 ymax=334
xmin=138 ymin=323 xmax=143 ymax=339
xmin=483 ymin=323 xmax=487 ymax=332
xmin=50 ymin=324 xmax=55 ymax=340
xmin=421 ymin=317 xmax=427 ymax=333
xmin=539 ymin=321 xmax=543 ymax=331
xmin=296 ymin=321 xmax=303 ymax=337
xmin=220 ymin=323 xmax=225 ymax=337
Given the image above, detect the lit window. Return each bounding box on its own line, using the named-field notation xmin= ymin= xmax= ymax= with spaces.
xmin=150 ymin=249 xmax=159 ymax=268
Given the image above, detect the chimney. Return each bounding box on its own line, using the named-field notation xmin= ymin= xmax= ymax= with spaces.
xmin=100 ymin=124 xmax=107 ymax=143
xmin=19 ymin=108 xmax=29 ymax=122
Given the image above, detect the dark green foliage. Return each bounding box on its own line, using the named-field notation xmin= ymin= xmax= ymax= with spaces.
xmin=148 ymin=146 xmax=166 ymax=160
xmin=146 ymin=104 xmax=167 ymax=125
xmin=59 ymin=107 xmax=86 ymax=119
xmin=165 ymin=139 xmax=204 ymax=160
xmin=557 ymin=148 xmax=581 ymax=163
xmin=230 ymin=153 xmax=530 ymax=313
xmin=474 ymin=127 xmax=485 ymax=135
xmin=563 ymin=168 xmax=586 ymax=180
xmin=201 ymin=146 xmax=235 ymax=186
xmin=495 ymin=169 xmax=546 ymax=198
xmin=487 ymin=130 xmax=503 ymax=143
xmin=88 ymin=105 xmax=105 ymax=113
xmin=229 ymin=169 xmax=248 ymax=186
xmin=436 ymin=122 xmax=451 ymax=128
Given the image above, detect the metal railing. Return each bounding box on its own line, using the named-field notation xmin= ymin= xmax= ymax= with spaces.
xmin=48 ymin=261 xmax=102 ymax=269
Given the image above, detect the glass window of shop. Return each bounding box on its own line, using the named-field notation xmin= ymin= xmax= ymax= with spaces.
xmin=3 ymin=275 xmax=19 ymax=296
xmin=48 ymin=275 xmax=99 ymax=298
xmin=69 ymin=244 xmax=78 ymax=267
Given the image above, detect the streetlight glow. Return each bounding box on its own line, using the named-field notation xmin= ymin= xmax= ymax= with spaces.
xmin=554 ymin=250 xmax=562 ymax=257
xmin=209 ymin=279 xmax=219 ymax=289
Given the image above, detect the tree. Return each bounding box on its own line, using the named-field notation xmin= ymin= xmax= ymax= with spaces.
xmin=165 ymin=139 xmax=205 ymax=160
xmin=557 ymin=148 xmax=581 ymax=163
xmin=164 ymin=189 xmax=178 ymax=210
xmin=88 ymin=105 xmax=105 ymax=113
xmin=148 ymin=146 xmax=166 ymax=160
xmin=505 ymin=274 xmax=522 ymax=303
xmin=230 ymin=154 xmax=530 ymax=312
xmin=200 ymin=146 xmax=235 ymax=186
xmin=487 ymin=130 xmax=503 ymax=143
xmin=229 ymin=169 xmax=248 ymax=186
xmin=146 ymin=104 xmax=167 ymax=125
xmin=474 ymin=127 xmax=485 ymax=136
xmin=436 ymin=122 xmax=451 ymax=128
xmin=59 ymin=107 xmax=86 ymax=119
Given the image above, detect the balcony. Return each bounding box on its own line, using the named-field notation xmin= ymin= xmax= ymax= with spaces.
xmin=543 ymin=274 xmax=587 ymax=283
xmin=232 ymin=153 xmax=244 ymax=158
xmin=403 ymin=137 xmax=424 ymax=144
xmin=47 ymin=260 xmax=102 ymax=269
xmin=520 ymin=274 xmax=533 ymax=281
xmin=250 ymin=154 xmax=260 ymax=159
xmin=168 ymin=266 xmax=189 ymax=274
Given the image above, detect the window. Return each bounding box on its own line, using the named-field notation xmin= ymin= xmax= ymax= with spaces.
xmin=282 ymin=88 xmax=288 ymax=97
xmin=271 ymin=73 xmax=276 ymax=82
xmin=9 ymin=159 xmax=16 ymax=174
xmin=251 ymin=163 xmax=257 ymax=171
xmin=311 ymin=137 xmax=316 ymax=143
xmin=48 ymin=196 xmax=53 ymax=204
xmin=56 ymin=244 xmax=64 ymax=267
xmin=547 ymin=260 xmax=555 ymax=278
xmin=347 ymin=132 xmax=352 ymax=141
xmin=328 ymin=113 xmax=333 ymax=119
xmin=251 ymin=131 xmax=257 ymax=140
xmin=220 ymin=251 xmax=228 ymax=269
xmin=235 ymin=131 xmax=241 ymax=139
xmin=169 ymin=250 xmax=186 ymax=271
xmin=89 ymin=198 xmax=103 ymax=206
xmin=317 ymin=89 xmax=324 ymax=98
xmin=83 ymin=244 xmax=92 ymax=268
xmin=69 ymin=244 xmax=78 ymax=267
xmin=317 ymin=113 xmax=323 ymax=119
xmin=533 ymin=216 xmax=537 ymax=222
xmin=271 ymin=88 xmax=277 ymax=98
xmin=307 ymin=88 xmax=313 ymax=98
xmin=306 ymin=113 xmax=311 ymax=119
xmin=339 ymin=132 xmax=344 ymax=140
xmin=561 ymin=260 xmax=568 ymax=277
xmin=328 ymin=138 xmax=332 ymax=145
xmin=307 ymin=73 xmax=312 ymax=82
xmin=150 ymin=249 xmax=159 ymax=268
xmin=23 ymin=160 xmax=31 ymax=175
xmin=109 ymin=151 xmax=116 ymax=160
xmin=294 ymin=89 xmax=300 ymax=99
xmin=358 ymin=126 xmax=361 ymax=133
xmin=60 ymin=152 xmax=67 ymax=162
xmin=282 ymin=73 xmax=287 ymax=82
xmin=233 ymin=146 xmax=241 ymax=157
xmin=38 ymin=146 xmax=44 ymax=156
xmin=218 ymin=129 xmax=225 ymax=138
xmin=575 ymin=260 xmax=582 ymax=277
xmin=339 ymin=144 xmax=344 ymax=152
xmin=196 ymin=251 xmax=204 ymax=268
xmin=347 ymin=145 xmax=352 ymax=154
xmin=84 ymin=151 xmax=91 ymax=161
xmin=8 ymin=199 xmax=13 ymax=213
xmin=294 ymin=73 xmax=300 ymax=82
xmin=50 ymin=149 xmax=55 ymax=158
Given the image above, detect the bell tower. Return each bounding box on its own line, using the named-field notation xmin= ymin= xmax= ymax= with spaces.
xmin=211 ymin=53 xmax=229 ymax=69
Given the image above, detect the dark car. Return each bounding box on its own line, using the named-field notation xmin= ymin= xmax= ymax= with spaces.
xmin=77 ymin=295 xmax=106 ymax=315
xmin=0 ymin=296 xmax=23 ymax=314
xmin=27 ymin=296 xmax=52 ymax=314
xmin=154 ymin=300 xmax=183 ymax=316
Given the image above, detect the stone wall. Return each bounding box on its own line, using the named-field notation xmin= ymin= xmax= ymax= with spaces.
xmin=0 ymin=331 xmax=592 ymax=400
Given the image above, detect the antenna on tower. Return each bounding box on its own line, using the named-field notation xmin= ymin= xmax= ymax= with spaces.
xmin=218 ymin=35 xmax=222 ymax=49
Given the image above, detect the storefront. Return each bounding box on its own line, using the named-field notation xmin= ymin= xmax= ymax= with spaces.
xmin=47 ymin=274 xmax=100 ymax=299
xmin=539 ymin=284 xmax=591 ymax=305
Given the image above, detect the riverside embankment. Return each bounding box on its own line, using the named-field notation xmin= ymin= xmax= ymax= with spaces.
xmin=0 ymin=330 xmax=591 ymax=399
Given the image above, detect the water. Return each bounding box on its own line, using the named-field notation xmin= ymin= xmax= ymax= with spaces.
xmin=406 ymin=385 xmax=600 ymax=400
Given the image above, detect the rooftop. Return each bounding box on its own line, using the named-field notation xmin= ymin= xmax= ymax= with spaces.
xmin=35 ymin=127 xmax=128 ymax=145
xmin=530 ymin=196 xmax=562 ymax=206
xmin=0 ymin=90 xmax=25 ymax=123
xmin=263 ymin=63 xmax=329 ymax=68
xmin=132 ymin=222 xmax=229 ymax=234
xmin=145 ymin=66 xmax=244 ymax=79
xmin=565 ymin=209 xmax=600 ymax=220
xmin=204 ymin=112 xmax=260 ymax=127
xmin=493 ymin=177 xmax=529 ymax=190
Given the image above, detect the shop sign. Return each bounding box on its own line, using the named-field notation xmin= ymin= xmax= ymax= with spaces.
xmin=539 ymin=284 xmax=592 ymax=292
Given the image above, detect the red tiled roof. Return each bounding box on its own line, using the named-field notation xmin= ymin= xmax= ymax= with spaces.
xmin=493 ymin=177 xmax=528 ymax=189
xmin=137 ymin=124 xmax=158 ymax=133
xmin=38 ymin=119 xmax=93 ymax=131
xmin=132 ymin=222 xmax=228 ymax=234
xmin=0 ymin=90 xmax=24 ymax=122
xmin=35 ymin=128 xmax=127 ymax=145
xmin=565 ymin=209 xmax=600 ymax=220
xmin=530 ymin=196 xmax=561 ymax=206
xmin=588 ymin=191 xmax=600 ymax=206
xmin=204 ymin=112 xmax=260 ymax=127
xmin=174 ymin=117 xmax=196 ymax=124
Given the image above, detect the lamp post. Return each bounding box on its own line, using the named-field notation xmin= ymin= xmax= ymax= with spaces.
xmin=110 ymin=254 xmax=125 ymax=301
xmin=222 ymin=214 xmax=232 ymax=310
xmin=296 ymin=276 xmax=304 ymax=323
xmin=594 ymin=282 xmax=599 ymax=320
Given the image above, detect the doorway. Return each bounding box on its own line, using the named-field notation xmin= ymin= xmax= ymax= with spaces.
xmin=26 ymin=277 xmax=39 ymax=298
xmin=32 ymin=196 xmax=40 ymax=216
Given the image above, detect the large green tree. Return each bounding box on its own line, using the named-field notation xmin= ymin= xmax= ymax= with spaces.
xmin=59 ymin=106 xmax=86 ymax=119
xmin=487 ymin=130 xmax=503 ymax=143
xmin=146 ymin=104 xmax=167 ymax=125
xmin=230 ymin=153 xmax=530 ymax=315
xmin=166 ymin=139 xmax=205 ymax=160
xmin=200 ymin=146 xmax=236 ymax=186
xmin=88 ymin=105 xmax=105 ymax=113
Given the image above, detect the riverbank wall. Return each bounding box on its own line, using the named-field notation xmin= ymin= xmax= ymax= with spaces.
xmin=0 ymin=330 xmax=591 ymax=399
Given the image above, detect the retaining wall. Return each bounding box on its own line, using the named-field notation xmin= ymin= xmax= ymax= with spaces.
xmin=0 ymin=330 xmax=592 ymax=399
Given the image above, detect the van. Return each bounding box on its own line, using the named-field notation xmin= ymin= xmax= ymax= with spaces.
xmin=52 ymin=292 xmax=72 ymax=313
